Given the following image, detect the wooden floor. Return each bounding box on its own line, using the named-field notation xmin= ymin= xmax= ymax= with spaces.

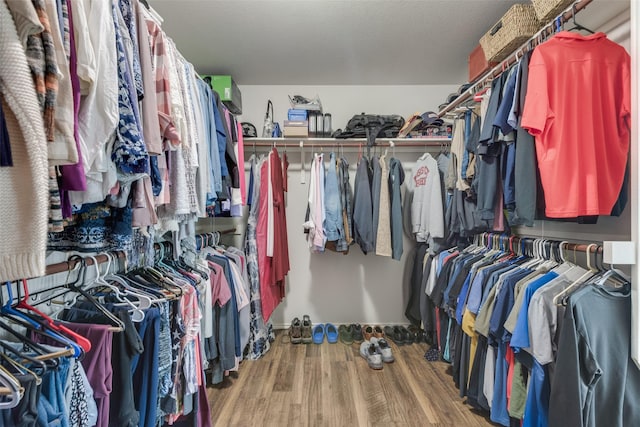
xmin=206 ymin=331 xmax=495 ymax=427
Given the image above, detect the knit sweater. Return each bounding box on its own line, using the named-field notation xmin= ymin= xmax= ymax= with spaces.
xmin=0 ymin=1 xmax=49 ymax=281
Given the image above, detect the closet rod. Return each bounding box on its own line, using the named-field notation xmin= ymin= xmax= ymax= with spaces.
xmin=246 ymin=139 xmax=451 ymax=148
xmin=0 ymin=387 xmax=15 ymax=396
xmin=482 ymin=234 xmax=603 ymax=254
xmin=44 ymin=252 xmax=126 ymax=276
xmin=438 ymin=0 xmax=594 ymax=117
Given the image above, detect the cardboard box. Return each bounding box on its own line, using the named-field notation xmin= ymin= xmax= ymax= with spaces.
xmin=203 ymin=75 xmax=242 ymax=115
xmin=284 ymin=120 xmax=308 ymax=127
xmin=468 ymin=44 xmax=496 ymax=83
xmin=283 ymin=126 xmax=309 ymax=137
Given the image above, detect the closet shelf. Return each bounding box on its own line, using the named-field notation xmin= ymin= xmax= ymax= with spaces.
xmin=437 ymin=0 xmax=593 ymax=118
xmin=244 ymin=137 xmax=451 ymax=148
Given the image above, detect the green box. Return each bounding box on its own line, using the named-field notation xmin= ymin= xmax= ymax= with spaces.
xmin=202 ymin=75 xmax=242 ymax=115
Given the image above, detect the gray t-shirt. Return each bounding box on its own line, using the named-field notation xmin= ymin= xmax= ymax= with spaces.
xmin=527 ymin=266 xmax=588 ymax=365
xmin=549 ymin=284 xmax=640 ymax=427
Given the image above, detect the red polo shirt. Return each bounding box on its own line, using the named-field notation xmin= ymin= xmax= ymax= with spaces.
xmin=522 ymin=32 xmax=630 ymax=218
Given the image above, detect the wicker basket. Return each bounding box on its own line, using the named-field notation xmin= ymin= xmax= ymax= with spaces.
xmin=531 ymin=0 xmax=574 ymax=22
xmin=480 ymin=4 xmax=543 ymax=63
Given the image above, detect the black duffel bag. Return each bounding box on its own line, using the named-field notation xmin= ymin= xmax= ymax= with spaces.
xmin=333 ymin=113 xmax=405 ymax=145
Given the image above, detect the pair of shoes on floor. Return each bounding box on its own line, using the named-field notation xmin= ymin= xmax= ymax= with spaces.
xmin=359 ymin=337 xmax=394 ymax=369
xmin=289 ymin=317 xmax=303 ymax=344
xmin=384 ymin=325 xmax=415 ymax=345
xmin=291 ymin=315 xmax=313 ymax=344
xmin=313 ymin=323 xmax=338 ymax=344
xmin=338 ymin=323 xmax=365 ymax=345
xmin=362 ymin=325 xmax=385 ymax=341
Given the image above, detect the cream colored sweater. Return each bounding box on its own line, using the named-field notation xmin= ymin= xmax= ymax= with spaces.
xmin=0 ymin=1 xmax=49 ymax=281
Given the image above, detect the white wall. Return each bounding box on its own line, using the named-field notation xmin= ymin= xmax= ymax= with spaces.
xmin=237 ymin=84 xmax=458 ymax=134
xmin=233 ymin=84 xmax=457 ymax=327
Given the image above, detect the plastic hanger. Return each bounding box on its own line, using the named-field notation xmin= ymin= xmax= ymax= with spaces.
xmin=566 ymin=3 xmax=595 ymax=34
xmin=0 ymin=318 xmax=58 ymax=369
xmin=15 ymin=279 xmax=92 ymax=353
xmin=0 ymin=364 xmax=23 ymax=409
xmin=0 ymin=352 xmax=41 ymax=385
xmin=49 ymin=256 xmax=126 ymax=330
xmin=83 ymin=256 xmax=145 ymax=322
xmin=553 ymin=244 xmax=598 ymax=306
xmin=2 ymin=282 xmax=83 ymax=358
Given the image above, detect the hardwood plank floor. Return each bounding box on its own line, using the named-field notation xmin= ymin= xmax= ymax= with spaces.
xmin=207 ymin=331 xmax=495 ymax=427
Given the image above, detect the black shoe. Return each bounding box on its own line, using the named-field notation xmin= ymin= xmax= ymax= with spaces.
xmin=407 ymin=325 xmax=423 ymax=343
xmin=399 ymin=326 xmax=414 ymax=344
xmin=387 ymin=326 xmax=405 ymax=345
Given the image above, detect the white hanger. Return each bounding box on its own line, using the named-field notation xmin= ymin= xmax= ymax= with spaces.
xmin=553 ymin=243 xmax=598 ymax=306
xmin=83 ymin=256 xmax=146 ymax=322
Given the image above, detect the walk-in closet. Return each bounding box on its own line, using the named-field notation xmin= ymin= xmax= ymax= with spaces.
xmin=0 ymin=0 xmax=637 ymax=426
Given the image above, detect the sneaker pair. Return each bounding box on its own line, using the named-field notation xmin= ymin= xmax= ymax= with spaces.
xmin=289 ymin=315 xmax=313 ymax=344
xmin=359 ymin=337 xmax=394 ymax=369
xmin=338 ymin=324 xmax=365 ymax=345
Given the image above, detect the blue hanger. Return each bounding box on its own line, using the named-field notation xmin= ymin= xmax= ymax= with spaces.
xmin=2 ymin=282 xmax=82 ymax=358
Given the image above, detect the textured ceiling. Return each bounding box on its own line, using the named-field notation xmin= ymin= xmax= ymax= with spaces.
xmin=151 ymin=0 xmax=629 ymax=85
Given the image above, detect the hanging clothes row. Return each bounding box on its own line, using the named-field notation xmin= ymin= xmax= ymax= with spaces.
xmin=442 ymin=25 xmax=630 ymax=247
xmin=302 ymin=150 xmax=408 ymax=260
xmin=0 ymin=0 xmax=246 ymax=283
xmin=246 ymin=149 xmax=290 ymax=323
xmin=419 ymin=234 xmax=639 ymax=427
xmin=0 ymin=228 xmax=268 ymax=427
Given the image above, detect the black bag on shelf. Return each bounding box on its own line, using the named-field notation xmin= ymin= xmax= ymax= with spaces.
xmin=334 ymin=113 xmax=405 ymax=145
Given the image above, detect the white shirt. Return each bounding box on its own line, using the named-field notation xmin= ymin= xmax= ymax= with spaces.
xmin=44 ymin=0 xmax=77 ymax=166
xmin=409 ymin=153 xmax=444 ymax=242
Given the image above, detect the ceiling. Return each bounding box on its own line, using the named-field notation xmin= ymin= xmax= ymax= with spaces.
xmin=151 ymin=0 xmax=630 ymax=86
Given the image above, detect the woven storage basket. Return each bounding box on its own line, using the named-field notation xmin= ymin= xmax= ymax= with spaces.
xmin=531 ymin=0 xmax=574 ymax=22
xmin=480 ymin=4 xmax=542 ymax=63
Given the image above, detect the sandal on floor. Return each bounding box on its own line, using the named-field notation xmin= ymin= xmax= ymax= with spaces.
xmin=312 ymin=324 xmax=325 ymax=344
xmin=325 ymin=323 xmax=338 ymax=344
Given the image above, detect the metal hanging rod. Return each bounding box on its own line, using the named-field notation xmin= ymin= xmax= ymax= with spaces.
xmin=244 ymin=137 xmax=451 ymax=148
xmin=438 ymin=0 xmax=594 ymax=117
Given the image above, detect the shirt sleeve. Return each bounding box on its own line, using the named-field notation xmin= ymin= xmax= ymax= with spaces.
xmin=429 ymin=158 xmax=445 ymax=239
xmin=620 ymin=52 xmax=631 ymax=132
xmin=521 ymin=51 xmax=551 ymax=137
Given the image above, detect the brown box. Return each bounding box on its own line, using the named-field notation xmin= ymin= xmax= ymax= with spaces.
xmin=468 ymin=44 xmax=497 ymax=83
xmin=283 ymin=120 xmax=308 ymax=127
xmin=283 ymin=126 xmax=309 ymax=138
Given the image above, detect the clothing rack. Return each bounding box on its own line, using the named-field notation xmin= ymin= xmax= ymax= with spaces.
xmin=245 ymin=137 xmax=451 ymax=149
xmin=477 ymin=233 xmax=604 ymax=263
xmin=44 ymin=251 xmax=126 ymax=276
xmin=438 ymin=0 xmax=594 ymax=117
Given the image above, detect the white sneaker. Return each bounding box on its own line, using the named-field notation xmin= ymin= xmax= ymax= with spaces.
xmin=359 ymin=340 xmax=383 ymax=370
xmin=369 ymin=337 xmax=394 ymax=363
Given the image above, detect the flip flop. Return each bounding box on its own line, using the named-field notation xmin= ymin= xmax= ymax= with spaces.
xmin=312 ymin=324 xmax=325 ymax=344
xmin=325 ymin=323 xmax=339 ymax=344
